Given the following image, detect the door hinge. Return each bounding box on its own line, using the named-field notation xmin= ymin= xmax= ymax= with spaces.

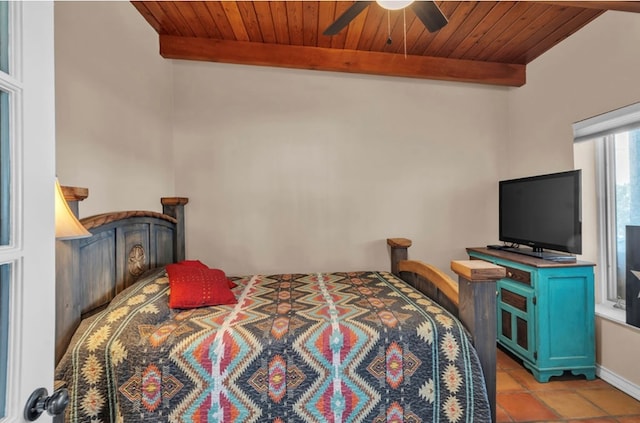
xmin=534 ymin=351 xmax=538 ymax=360
xmin=532 ymin=296 xmax=537 ymax=305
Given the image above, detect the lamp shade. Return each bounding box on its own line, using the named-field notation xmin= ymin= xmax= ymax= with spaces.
xmin=55 ymin=178 xmax=91 ymax=240
xmin=376 ymin=0 xmax=414 ymax=10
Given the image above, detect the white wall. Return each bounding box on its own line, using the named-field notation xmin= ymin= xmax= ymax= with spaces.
xmin=172 ymin=61 xmax=508 ymax=275
xmin=54 ymin=1 xmax=174 ymax=216
xmin=508 ymin=10 xmax=640 ymax=391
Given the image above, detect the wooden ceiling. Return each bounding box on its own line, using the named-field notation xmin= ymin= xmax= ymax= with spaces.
xmin=131 ymin=1 xmax=640 ymax=87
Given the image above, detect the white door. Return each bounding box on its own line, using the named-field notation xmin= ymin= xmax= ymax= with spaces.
xmin=0 ymin=2 xmax=57 ymax=422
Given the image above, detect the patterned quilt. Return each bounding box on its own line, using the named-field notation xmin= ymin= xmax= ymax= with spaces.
xmin=55 ymin=268 xmax=490 ymax=422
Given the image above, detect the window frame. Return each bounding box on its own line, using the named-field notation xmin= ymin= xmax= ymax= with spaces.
xmin=574 ymin=102 xmax=640 ymax=316
xmin=596 ymin=134 xmax=630 ymax=305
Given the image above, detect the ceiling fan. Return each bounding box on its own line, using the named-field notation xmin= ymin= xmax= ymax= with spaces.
xmin=323 ymin=1 xmax=449 ymax=36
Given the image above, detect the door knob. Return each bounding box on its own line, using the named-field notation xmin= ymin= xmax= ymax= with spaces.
xmin=24 ymin=387 xmax=69 ymax=421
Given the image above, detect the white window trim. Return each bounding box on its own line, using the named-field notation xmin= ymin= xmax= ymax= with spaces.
xmin=593 ymin=136 xmax=626 ymax=323
xmin=574 ymin=102 xmax=640 ymax=142
xmin=0 ymin=75 xmax=23 ymax=258
xmin=574 ymin=103 xmax=640 ymax=326
xmin=596 ymin=303 xmax=640 ymax=333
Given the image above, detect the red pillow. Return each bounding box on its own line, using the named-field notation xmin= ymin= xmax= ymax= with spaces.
xmin=176 ymin=260 xmax=208 ymax=268
xmin=166 ymin=264 xmax=237 ymax=309
xmin=175 ymin=260 xmax=237 ymax=289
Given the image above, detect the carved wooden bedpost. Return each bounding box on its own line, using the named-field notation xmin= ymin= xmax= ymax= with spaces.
xmin=451 ymin=260 xmax=505 ymax=423
xmin=387 ymin=237 xmax=412 ymax=276
xmin=161 ymin=197 xmax=189 ymax=262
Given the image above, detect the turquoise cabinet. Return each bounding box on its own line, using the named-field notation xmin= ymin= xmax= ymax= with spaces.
xmin=467 ymin=248 xmax=596 ymax=383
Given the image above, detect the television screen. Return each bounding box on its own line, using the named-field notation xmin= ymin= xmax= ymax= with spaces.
xmin=499 ymin=170 xmax=582 ymax=255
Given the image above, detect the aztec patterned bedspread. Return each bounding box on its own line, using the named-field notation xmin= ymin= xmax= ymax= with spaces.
xmin=55 ymin=268 xmax=490 ymax=422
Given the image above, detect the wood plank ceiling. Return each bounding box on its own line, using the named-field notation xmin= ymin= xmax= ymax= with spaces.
xmin=131 ymin=1 xmax=640 ymax=87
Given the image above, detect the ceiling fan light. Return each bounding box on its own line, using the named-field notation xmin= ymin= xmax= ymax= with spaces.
xmin=376 ymin=0 xmax=415 ymax=11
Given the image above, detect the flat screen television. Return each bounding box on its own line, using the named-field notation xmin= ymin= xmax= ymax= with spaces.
xmin=499 ymin=169 xmax=582 ymax=260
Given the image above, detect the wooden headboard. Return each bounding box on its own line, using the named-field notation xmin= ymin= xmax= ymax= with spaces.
xmin=55 ymin=188 xmax=188 ymax=363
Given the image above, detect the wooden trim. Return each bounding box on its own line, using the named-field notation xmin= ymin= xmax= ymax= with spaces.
xmin=387 ymin=237 xmax=412 ymax=248
xmin=161 ymin=197 xmax=189 ymax=206
xmin=451 ymin=259 xmax=506 ymax=281
xmin=61 ymin=185 xmax=88 ymax=217
xmin=61 ymin=185 xmax=88 ymax=202
xmin=540 ymin=1 xmax=640 ymax=13
xmin=81 ymin=211 xmax=177 ymax=230
xmin=398 ymin=259 xmax=459 ymax=307
xmin=159 ymin=35 xmax=526 ymax=87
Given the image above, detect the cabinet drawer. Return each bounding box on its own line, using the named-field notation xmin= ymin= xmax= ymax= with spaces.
xmin=504 ymin=266 xmax=531 ymax=286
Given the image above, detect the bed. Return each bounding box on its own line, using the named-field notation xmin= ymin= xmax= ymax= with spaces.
xmin=54 ymin=190 xmax=500 ymax=423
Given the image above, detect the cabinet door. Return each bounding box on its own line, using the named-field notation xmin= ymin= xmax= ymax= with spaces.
xmin=535 ymin=269 xmax=595 ymax=368
xmin=497 ymin=279 xmax=536 ymax=362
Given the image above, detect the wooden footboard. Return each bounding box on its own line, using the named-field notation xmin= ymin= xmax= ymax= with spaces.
xmin=387 ymin=238 xmax=504 ymax=423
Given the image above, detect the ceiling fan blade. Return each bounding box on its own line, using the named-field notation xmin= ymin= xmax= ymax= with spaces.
xmin=323 ymin=1 xmax=373 ymax=36
xmin=411 ymin=1 xmax=448 ymax=33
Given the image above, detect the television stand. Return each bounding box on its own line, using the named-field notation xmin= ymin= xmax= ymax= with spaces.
xmin=467 ymin=247 xmax=595 ymax=382
xmin=502 ymin=247 xmax=576 ymax=263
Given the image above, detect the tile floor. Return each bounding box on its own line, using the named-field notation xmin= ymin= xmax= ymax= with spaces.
xmin=496 ymin=347 xmax=640 ymax=422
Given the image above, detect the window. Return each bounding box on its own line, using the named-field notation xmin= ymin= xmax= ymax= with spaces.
xmin=599 ymin=130 xmax=640 ymax=304
xmin=574 ymin=103 xmax=640 ymax=308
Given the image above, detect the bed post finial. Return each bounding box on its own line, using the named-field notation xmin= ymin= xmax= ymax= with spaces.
xmin=161 ymin=197 xmax=189 ymax=262
xmin=387 ymin=238 xmax=412 ymax=276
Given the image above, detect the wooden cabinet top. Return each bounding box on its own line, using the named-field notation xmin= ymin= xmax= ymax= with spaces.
xmin=467 ymin=247 xmax=596 ymax=269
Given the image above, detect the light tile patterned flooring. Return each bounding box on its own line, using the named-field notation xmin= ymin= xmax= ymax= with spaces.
xmin=497 ymin=347 xmax=640 ymax=422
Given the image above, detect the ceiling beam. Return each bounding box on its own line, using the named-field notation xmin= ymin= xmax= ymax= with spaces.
xmin=159 ymin=35 xmax=526 ymax=87
xmin=539 ymin=1 xmax=640 ymax=13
